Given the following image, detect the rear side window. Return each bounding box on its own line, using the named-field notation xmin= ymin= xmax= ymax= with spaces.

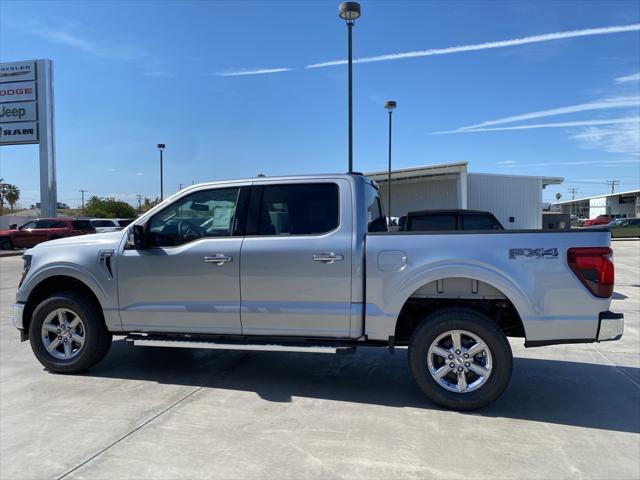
xmin=256 ymin=183 xmax=339 ymax=236
xmin=35 ymin=220 xmax=54 ymax=228
xmin=117 ymin=219 xmax=133 ymax=227
xmin=461 ymin=213 xmax=503 ymax=230
xmin=49 ymin=221 xmax=67 ymax=228
xmin=409 ymin=214 xmax=457 ymax=231
xmin=72 ymin=220 xmax=93 ymax=230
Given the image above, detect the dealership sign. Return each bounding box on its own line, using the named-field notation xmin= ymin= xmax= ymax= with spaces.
xmin=0 ymin=59 xmax=57 ymax=216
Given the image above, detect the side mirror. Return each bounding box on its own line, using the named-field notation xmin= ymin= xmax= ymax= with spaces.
xmin=9 ymin=224 xmax=17 ymax=230
xmin=127 ymin=224 xmax=147 ymax=249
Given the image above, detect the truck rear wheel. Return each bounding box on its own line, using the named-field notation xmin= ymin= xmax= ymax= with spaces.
xmin=408 ymin=307 xmax=512 ymax=411
xmin=29 ymin=291 xmax=112 ymax=374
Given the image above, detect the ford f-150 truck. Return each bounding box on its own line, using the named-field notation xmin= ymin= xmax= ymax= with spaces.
xmin=12 ymin=174 xmax=623 ymax=410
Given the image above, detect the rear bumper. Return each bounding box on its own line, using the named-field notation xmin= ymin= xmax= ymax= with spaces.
xmin=525 ymin=310 xmax=623 ymax=347
xmin=597 ymin=311 xmax=624 ymax=342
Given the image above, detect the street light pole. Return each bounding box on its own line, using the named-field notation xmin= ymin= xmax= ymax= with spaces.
xmin=339 ymin=2 xmax=361 ymax=173
xmin=157 ymin=144 xmax=165 ymax=201
xmin=384 ymin=101 xmax=396 ymax=219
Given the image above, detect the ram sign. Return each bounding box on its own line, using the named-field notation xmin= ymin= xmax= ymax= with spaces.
xmin=0 ymin=59 xmax=57 ymax=216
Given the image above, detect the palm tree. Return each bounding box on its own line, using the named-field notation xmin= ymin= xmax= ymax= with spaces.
xmin=5 ymin=184 xmax=20 ymax=211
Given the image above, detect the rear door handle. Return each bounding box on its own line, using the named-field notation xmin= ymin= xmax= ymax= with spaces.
xmin=204 ymin=254 xmax=233 ymax=265
xmin=313 ymin=252 xmax=344 ymax=264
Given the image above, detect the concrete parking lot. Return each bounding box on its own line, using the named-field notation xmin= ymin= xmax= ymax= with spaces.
xmin=1 ymin=240 xmax=638 ymax=480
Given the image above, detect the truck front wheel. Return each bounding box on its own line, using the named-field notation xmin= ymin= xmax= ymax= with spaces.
xmin=29 ymin=291 xmax=112 ymax=374
xmin=408 ymin=307 xmax=512 ymax=411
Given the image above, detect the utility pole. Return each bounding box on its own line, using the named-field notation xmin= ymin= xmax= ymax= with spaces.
xmin=136 ymin=194 xmax=143 ymax=213
xmin=178 ymin=183 xmax=183 ymax=191
xmin=606 ymin=180 xmax=620 ymax=194
xmin=79 ymin=189 xmax=87 ymax=214
xmin=569 ymin=188 xmax=578 ymax=200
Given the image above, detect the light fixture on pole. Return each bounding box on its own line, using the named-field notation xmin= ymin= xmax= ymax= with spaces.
xmin=339 ymin=1 xmax=361 ymax=173
xmin=157 ymin=144 xmax=165 ymax=201
xmin=384 ymin=100 xmax=396 ymax=222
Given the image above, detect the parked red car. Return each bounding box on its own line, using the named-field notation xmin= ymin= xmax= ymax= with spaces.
xmin=0 ymin=218 xmax=95 ymax=250
xmin=582 ymin=215 xmax=611 ymax=227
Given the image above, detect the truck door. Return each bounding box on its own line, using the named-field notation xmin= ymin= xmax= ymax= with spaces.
xmin=117 ymin=185 xmax=246 ymax=334
xmin=240 ymin=179 xmax=354 ymax=337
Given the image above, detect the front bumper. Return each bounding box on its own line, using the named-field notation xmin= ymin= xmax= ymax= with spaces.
xmin=597 ymin=311 xmax=624 ymax=342
xmin=12 ymin=303 xmax=25 ymax=330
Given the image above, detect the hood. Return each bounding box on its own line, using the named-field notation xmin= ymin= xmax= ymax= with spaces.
xmin=0 ymin=228 xmax=18 ymax=236
xmin=31 ymin=230 xmax=125 ymax=250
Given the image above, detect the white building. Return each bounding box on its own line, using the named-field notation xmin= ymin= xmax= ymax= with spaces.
xmin=555 ymin=190 xmax=640 ymax=219
xmin=367 ymin=162 xmax=563 ymax=229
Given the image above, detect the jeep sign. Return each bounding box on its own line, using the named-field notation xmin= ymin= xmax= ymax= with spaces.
xmin=0 ymin=102 xmax=37 ymax=122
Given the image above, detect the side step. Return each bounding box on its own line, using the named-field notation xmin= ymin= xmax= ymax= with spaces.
xmin=125 ymin=334 xmax=356 ymax=355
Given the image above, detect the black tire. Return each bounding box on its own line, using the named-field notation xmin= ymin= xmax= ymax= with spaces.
xmin=0 ymin=237 xmax=13 ymax=250
xmin=29 ymin=291 xmax=112 ymax=374
xmin=408 ymin=307 xmax=512 ymax=411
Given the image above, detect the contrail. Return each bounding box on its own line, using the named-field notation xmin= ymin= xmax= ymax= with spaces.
xmin=432 ymin=117 xmax=639 ymax=134
xmin=456 ymin=96 xmax=640 ymax=131
xmin=216 ymin=67 xmax=292 ymax=77
xmin=306 ymin=23 xmax=640 ymax=69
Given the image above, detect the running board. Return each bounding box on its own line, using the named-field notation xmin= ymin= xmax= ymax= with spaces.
xmin=126 ymin=335 xmax=356 ymax=354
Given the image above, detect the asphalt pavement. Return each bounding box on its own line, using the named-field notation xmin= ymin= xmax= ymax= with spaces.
xmin=1 ymin=240 xmax=638 ymax=479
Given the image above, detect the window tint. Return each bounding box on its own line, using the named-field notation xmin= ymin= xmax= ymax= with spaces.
xmin=117 ymin=219 xmax=133 ymax=227
xmin=461 ymin=213 xmax=502 ymax=230
xmin=22 ymin=221 xmax=37 ymax=229
xmin=409 ymin=214 xmax=457 ymax=231
xmin=35 ymin=220 xmax=55 ymax=228
xmin=49 ymin=220 xmax=67 ymax=228
xmin=257 ymin=183 xmax=339 ymax=236
xmin=72 ymin=220 xmax=93 ymax=230
xmin=148 ymin=187 xmax=239 ymax=247
xmin=366 ymin=183 xmax=387 ymax=232
xmin=629 ymin=219 xmax=640 ymax=226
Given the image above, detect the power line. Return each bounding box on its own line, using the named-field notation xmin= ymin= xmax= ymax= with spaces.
xmin=568 ymin=188 xmax=578 ymax=200
xmin=79 ymin=190 xmax=88 ymax=214
xmin=606 ymin=179 xmax=620 ymax=194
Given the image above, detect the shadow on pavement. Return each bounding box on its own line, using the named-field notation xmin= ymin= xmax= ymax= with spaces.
xmin=85 ymin=339 xmax=640 ymax=434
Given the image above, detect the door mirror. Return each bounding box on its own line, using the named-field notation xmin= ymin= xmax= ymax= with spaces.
xmin=9 ymin=224 xmax=17 ymax=230
xmin=127 ymin=224 xmax=147 ymax=249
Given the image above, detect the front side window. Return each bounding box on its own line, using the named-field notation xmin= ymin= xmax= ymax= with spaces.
xmin=21 ymin=221 xmax=37 ymax=230
xmin=256 ymin=183 xmax=339 ymax=236
xmin=147 ymin=187 xmax=239 ymax=247
xmin=35 ymin=220 xmax=55 ymax=229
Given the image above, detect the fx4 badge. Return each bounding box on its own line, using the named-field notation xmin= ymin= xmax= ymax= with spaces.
xmin=509 ymin=248 xmax=558 ymax=259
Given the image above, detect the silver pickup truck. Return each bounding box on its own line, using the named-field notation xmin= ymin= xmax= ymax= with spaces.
xmin=13 ymin=174 xmax=623 ymax=410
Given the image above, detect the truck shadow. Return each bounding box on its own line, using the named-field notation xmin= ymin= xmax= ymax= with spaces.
xmin=87 ymin=339 xmax=640 ymax=434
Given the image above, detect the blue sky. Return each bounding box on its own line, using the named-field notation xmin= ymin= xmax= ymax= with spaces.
xmin=0 ymin=0 xmax=639 ymax=208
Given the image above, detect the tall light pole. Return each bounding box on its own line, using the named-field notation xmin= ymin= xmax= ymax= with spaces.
xmin=157 ymin=144 xmax=165 ymax=201
xmin=339 ymin=2 xmax=361 ymax=173
xmin=384 ymin=101 xmax=396 ymax=219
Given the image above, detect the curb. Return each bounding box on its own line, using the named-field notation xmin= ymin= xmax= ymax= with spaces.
xmin=0 ymin=250 xmax=25 ymax=258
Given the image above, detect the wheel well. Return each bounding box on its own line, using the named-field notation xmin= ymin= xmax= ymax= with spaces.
xmin=22 ymin=276 xmax=104 ymax=335
xmin=394 ymin=279 xmax=525 ymax=345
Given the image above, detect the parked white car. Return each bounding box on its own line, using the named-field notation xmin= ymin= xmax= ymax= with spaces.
xmin=89 ymin=218 xmax=134 ymax=233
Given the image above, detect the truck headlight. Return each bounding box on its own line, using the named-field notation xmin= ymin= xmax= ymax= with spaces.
xmin=19 ymin=255 xmax=32 ymax=288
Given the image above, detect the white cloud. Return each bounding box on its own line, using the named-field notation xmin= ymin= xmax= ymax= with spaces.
xmin=216 ymin=68 xmax=292 ymax=77
xmin=570 ymin=121 xmax=640 ymax=155
xmin=454 ymin=96 xmax=639 ymax=131
xmin=306 ymin=23 xmax=640 ymax=69
xmin=136 ymin=172 xmax=143 ymax=176
xmin=432 ymin=117 xmax=639 ymax=134
xmin=497 ymin=160 xmax=517 ymax=165
xmin=615 ymin=72 xmax=640 ymax=83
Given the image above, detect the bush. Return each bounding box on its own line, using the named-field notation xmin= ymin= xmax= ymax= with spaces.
xmin=84 ymin=196 xmax=136 ymax=218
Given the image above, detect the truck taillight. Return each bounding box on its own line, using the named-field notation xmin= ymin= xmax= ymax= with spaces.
xmin=567 ymin=247 xmax=614 ymax=298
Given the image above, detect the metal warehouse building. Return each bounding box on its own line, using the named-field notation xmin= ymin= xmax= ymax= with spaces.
xmin=367 ymin=162 xmax=563 ymax=229
xmin=555 ymin=190 xmax=640 ymax=219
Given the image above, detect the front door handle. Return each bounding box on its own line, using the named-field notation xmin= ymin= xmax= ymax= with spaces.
xmin=204 ymin=254 xmax=233 ymax=265
xmin=313 ymin=252 xmax=344 ymax=264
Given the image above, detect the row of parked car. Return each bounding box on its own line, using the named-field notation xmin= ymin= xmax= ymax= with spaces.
xmin=0 ymin=217 xmax=134 ymax=250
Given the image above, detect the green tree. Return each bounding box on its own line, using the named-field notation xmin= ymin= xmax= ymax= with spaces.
xmin=5 ymin=184 xmax=20 ymax=210
xmin=84 ymin=196 xmax=136 ymax=218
